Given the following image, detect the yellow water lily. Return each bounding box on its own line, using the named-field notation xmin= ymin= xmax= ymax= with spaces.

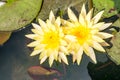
xmin=62 ymin=4 xmax=113 ymax=65
xmin=26 ymin=11 xmax=69 ymax=67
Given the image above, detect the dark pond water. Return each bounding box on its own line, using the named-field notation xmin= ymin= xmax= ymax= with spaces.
xmin=0 ymin=25 xmax=120 ymax=80
xmin=0 ymin=25 xmax=91 ymax=80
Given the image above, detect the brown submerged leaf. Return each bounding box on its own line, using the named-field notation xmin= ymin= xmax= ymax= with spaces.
xmin=27 ymin=66 xmax=62 ymax=80
xmin=0 ymin=31 xmax=11 ymax=45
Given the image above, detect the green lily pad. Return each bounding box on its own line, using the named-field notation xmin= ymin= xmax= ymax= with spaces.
xmin=93 ymin=0 xmax=120 ymax=18
xmin=37 ymin=0 xmax=86 ymax=20
xmin=112 ymin=18 xmax=120 ymax=28
xmin=0 ymin=0 xmax=43 ymax=31
xmin=107 ymin=32 xmax=120 ymax=65
xmin=7 ymin=0 xmax=16 ymax=3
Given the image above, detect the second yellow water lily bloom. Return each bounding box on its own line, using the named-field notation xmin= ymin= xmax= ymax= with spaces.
xmin=26 ymin=11 xmax=69 ymax=67
xmin=62 ymin=4 xmax=113 ymax=65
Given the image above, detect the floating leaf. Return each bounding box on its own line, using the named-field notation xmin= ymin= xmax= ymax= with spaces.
xmin=7 ymin=0 xmax=16 ymax=3
xmin=112 ymin=18 xmax=120 ymax=28
xmin=0 ymin=31 xmax=11 ymax=45
xmin=107 ymin=32 xmax=120 ymax=65
xmin=0 ymin=0 xmax=43 ymax=31
xmin=37 ymin=0 xmax=86 ymax=20
xmin=93 ymin=0 xmax=120 ymax=18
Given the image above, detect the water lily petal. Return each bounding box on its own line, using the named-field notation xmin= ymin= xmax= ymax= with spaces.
xmin=65 ymin=35 xmax=76 ymax=42
xmin=83 ymin=43 xmax=90 ymax=56
xmin=46 ymin=20 xmax=56 ymax=31
xmin=92 ymin=22 xmax=104 ymax=29
xmin=38 ymin=19 xmax=48 ymax=30
xmin=89 ymin=47 xmax=97 ymax=64
xmin=49 ymin=11 xmax=55 ymax=23
xmin=31 ymin=29 xmax=43 ymax=35
xmin=92 ymin=41 xmax=105 ymax=52
xmin=60 ymin=46 xmax=68 ymax=54
xmin=86 ymin=9 xmax=93 ymax=24
xmin=39 ymin=51 xmax=47 ymax=59
xmin=92 ymin=11 xmax=104 ymax=24
xmin=49 ymin=54 xmax=54 ymax=67
xmin=97 ymin=32 xmax=113 ymax=39
xmin=27 ymin=41 xmax=39 ymax=47
xmin=60 ymin=39 xmax=67 ymax=46
xmin=76 ymin=47 xmax=83 ymax=65
xmin=61 ymin=19 xmax=75 ymax=27
xmin=59 ymin=52 xmax=68 ymax=65
xmin=55 ymin=17 xmax=61 ymax=27
xmin=99 ymin=23 xmax=112 ymax=30
xmin=68 ymin=8 xmax=78 ymax=22
xmin=100 ymin=42 xmax=110 ymax=46
xmin=79 ymin=4 xmax=86 ymax=25
xmin=38 ymin=19 xmax=46 ymax=28
xmin=40 ymin=56 xmax=47 ymax=64
xmin=30 ymin=50 xmax=41 ymax=56
xmin=53 ymin=50 xmax=58 ymax=60
xmin=32 ymin=23 xmax=42 ymax=30
xmin=25 ymin=34 xmax=37 ymax=39
xmin=92 ymin=35 xmax=104 ymax=42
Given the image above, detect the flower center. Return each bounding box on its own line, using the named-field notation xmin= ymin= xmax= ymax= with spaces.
xmin=71 ymin=25 xmax=91 ymax=45
xmin=42 ymin=31 xmax=60 ymax=49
